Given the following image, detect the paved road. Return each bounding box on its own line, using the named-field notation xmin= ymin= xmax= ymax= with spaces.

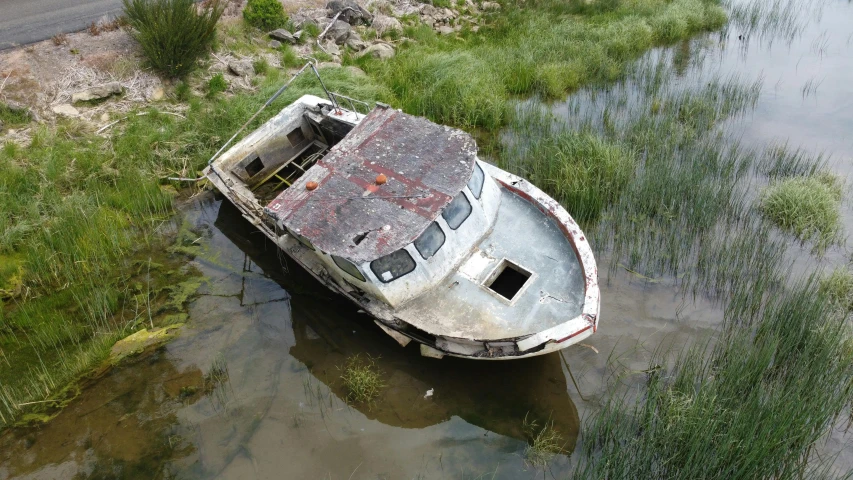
xmin=0 ymin=0 xmax=125 ymax=50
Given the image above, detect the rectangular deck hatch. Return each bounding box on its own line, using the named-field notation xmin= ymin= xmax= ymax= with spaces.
xmin=485 ymin=260 xmax=532 ymax=302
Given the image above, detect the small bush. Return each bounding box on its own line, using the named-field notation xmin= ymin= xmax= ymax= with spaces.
xmin=175 ymin=81 xmax=192 ymax=101
xmin=243 ymin=0 xmax=288 ymax=31
xmin=253 ymin=57 xmax=270 ymax=75
xmin=760 ymin=173 xmax=843 ymax=248
xmin=820 ymin=267 xmax=853 ymax=313
xmin=280 ymin=44 xmax=302 ymax=68
xmin=88 ymin=21 xmax=101 ymax=36
xmin=207 ymin=73 xmax=228 ymax=96
xmin=51 ymin=33 xmax=68 ymax=45
xmin=339 ymin=354 xmax=384 ymax=404
xmin=123 ymin=0 xmax=225 ymax=78
xmin=301 ymin=22 xmax=321 ymax=39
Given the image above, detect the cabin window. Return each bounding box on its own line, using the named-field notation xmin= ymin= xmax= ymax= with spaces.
xmin=467 ymin=163 xmax=485 ymax=199
xmin=245 ymin=155 xmax=264 ymax=177
xmin=371 ymin=249 xmax=416 ymax=283
xmin=332 ymin=255 xmax=366 ymax=282
xmin=287 ymin=127 xmax=306 ymax=146
xmin=289 ymin=229 xmax=315 ymax=251
xmin=441 ymin=192 xmax=472 ymax=230
xmin=485 ymin=260 xmax=532 ymax=301
xmin=413 ymin=222 xmax=445 ymax=260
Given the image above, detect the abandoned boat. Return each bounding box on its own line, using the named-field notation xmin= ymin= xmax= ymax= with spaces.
xmin=204 ymin=90 xmax=600 ymax=360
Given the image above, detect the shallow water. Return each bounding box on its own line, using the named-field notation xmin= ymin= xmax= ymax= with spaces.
xmin=2 ymin=0 xmax=852 ymax=477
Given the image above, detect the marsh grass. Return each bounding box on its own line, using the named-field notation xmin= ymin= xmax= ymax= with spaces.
xmin=522 ymin=413 xmax=564 ymax=468
xmin=0 ymin=66 xmax=387 ymax=427
xmin=365 ymin=0 xmax=728 ymax=128
xmin=760 ymin=172 xmax=843 ymax=249
xmin=339 ymin=354 xmax=384 ymax=405
xmin=819 ymin=267 xmax=853 ymax=313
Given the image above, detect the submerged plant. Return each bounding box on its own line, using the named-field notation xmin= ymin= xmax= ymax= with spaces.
xmin=339 ymin=354 xmax=384 ymax=405
xmin=759 ymin=172 xmax=843 ymax=249
xmin=522 ymin=413 xmax=564 ymax=468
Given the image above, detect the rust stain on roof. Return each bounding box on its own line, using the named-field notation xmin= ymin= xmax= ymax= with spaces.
xmin=264 ymin=106 xmax=477 ymax=263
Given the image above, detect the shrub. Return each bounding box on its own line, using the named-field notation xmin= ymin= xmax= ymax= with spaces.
xmin=243 ymin=0 xmax=288 ymax=31
xmin=123 ymin=0 xmax=225 ymax=78
xmin=759 ymin=173 xmax=843 ymax=248
xmin=207 ymin=73 xmax=228 ymax=96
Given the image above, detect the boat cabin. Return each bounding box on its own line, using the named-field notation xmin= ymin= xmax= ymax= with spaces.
xmin=263 ymin=103 xmax=504 ymax=308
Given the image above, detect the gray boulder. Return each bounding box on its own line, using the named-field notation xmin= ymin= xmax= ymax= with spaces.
xmin=228 ymin=60 xmax=255 ymax=77
xmin=346 ymin=32 xmax=368 ymax=51
xmin=372 ymin=14 xmax=402 ymax=36
xmin=326 ymin=0 xmax=372 ymax=25
xmin=52 ymin=104 xmax=80 ymax=117
xmin=269 ymin=29 xmax=297 ymax=44
xmin=325 ymin=20 xmax=352 ymax=44
xmin=268 ymin=39 xmax=282 ymax=49
xmin=71 ymin=82 xmax=122 ymax=103
xmin=359 ymin=43 xmax=395 ymax=60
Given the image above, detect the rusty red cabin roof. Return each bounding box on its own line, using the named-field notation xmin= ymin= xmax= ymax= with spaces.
xmin=264 ymin=105 xmax=478 ymax=264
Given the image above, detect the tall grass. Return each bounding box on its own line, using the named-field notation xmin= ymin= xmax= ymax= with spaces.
xmin=363 ymin=0 xmax=728 ymax=128
xmin=759 ymin=173 xmax=843 ymax=249
xmin=0 ymin=67 xmax=388 ymax=427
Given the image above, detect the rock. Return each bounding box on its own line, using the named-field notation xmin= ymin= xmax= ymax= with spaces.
xmin=359 ymin=42 xmax=395 ymax=60
xmin=437 ymin=25 xmax=454 ymax=35
xmin=268 ymin=39 xmax=282 ymax=49
xmin=228 ymin=59 xmax=255 ymax=77
xmin=100 ymin=112 xmax=110 ymax=122
xmin=326 ymin=0 xmax=372 ymax=25
xmin=321 ymin=40 xmax=342 ymax=56
xmin=52 ymin=104 xmax=79 ymax=117
xmin=71 ymin=81 xmax=122 ymax=103
xmin=293 ymin=30 xmax=303 ymax=41
xmin=346 ymin=32 xmax=368 ymax=51
xmin=269 ymin=29 xmax=297 ymax=44
xmin=372 ymin=14 xmax=402 ymax=36
xmin=472 ymin=25 xmax=479 ymax=32
xmin=325 ymin=19 xmax=351 ymax=44
xmin=151 ymin=86 xmax=165 ymax=101
xmin=481 ymin=1 xmax=500 ymax=10
xmin=421 ymin=4 xmax=438 ymax=16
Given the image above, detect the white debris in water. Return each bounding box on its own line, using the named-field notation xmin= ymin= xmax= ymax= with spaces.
xmin=424 ymin=388 xmax=434 ymax=399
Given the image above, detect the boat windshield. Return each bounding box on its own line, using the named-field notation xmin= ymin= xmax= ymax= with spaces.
xmin=467 ymin=163 xmax=485 ymax=199
xmin=441 ymin=192 xmax=472 ymax=230
xmin=371 ymin=249 xmax=416 ymax=283
xmin=413 ymin=222 xmax=445 ymax=260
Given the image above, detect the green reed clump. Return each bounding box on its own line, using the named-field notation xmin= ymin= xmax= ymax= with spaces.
xmin=339 ymin=354 xmax=385 ymax=405
xmin=123 ymin=0 xmax=225 ymax=78
xmin=576 ymin=278 xmax=853 ymax=478
xmin=759 ymin=172 xmax=843 ymax=249
xmin=501 ymin=108 xmax=634 ymax=223
xmin=819 ymin=267 xmax=853 ymax=313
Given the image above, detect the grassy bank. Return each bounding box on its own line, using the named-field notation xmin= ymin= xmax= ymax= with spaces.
xmin=0 ymin=67 xmax=388 ymax=426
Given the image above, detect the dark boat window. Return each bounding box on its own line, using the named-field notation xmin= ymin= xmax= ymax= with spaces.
xmin=371 ymin=249 xmax=416 ymax=283
xmin=245 ymin=155 xmax=264 ymax=177
xmin=413 ymin=222 xmax=445 ymax=260
xmin=332 ymin=255 xmax=366 ymax=282
xmin=467 ymin=163 xmax=485 ymax=199
xmin=287 ymin=127 xmax=305 ymax=146
xmin=441 ymin=192 xmax=472 ymax=230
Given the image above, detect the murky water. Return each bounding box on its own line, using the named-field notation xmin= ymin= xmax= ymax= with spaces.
xmin=2 ymin=0 xmax=852 ymax=477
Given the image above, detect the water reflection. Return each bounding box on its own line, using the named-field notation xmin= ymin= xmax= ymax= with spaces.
xmin=0 ymin=197 xmax=580 ymax=479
